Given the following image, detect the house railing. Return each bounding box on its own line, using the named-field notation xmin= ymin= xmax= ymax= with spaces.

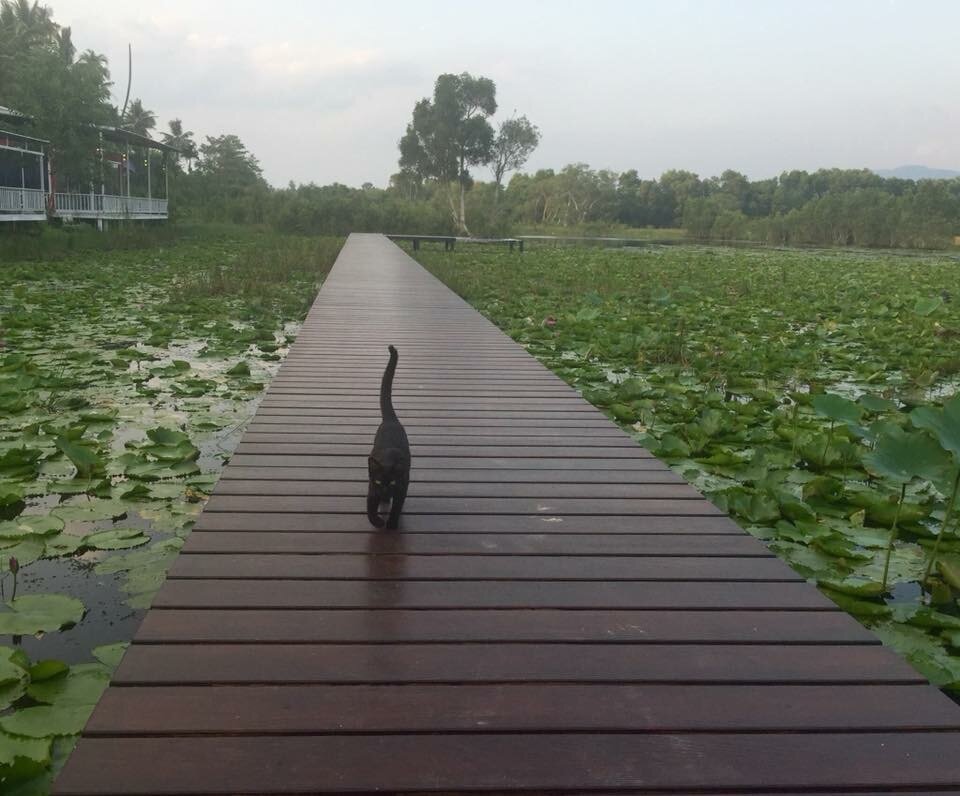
xmin=52 ymin=193 xmax=168 ymax=217
xmin=0 ymin=186 xmax=46 ymax=214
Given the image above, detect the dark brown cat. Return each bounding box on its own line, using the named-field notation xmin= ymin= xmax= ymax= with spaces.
xmin=367 ymin=345 xmax=410 ymax=529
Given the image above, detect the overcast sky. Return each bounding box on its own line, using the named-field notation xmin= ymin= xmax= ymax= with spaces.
xmin=46 ymin=0 xmax=960 ymax=187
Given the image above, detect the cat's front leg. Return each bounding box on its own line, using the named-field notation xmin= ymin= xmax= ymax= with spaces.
xmin=367 ymin=486 xmax=385 ymax=528
xmin=385 ymin=479 xmax=407 ymax=530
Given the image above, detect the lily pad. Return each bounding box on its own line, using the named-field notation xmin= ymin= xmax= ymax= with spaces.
xmin=812 ymin=393 xmax=863 ymax=425
xmin=83 ymin=529 xmax=150 ymax=551
xmin=51 ymin=500 xmax=128 ymax=523
xmin=0 ymin=539 xmax=45 ymax=570
xmin=226 ymin=361 xmax=251 ymax=377
xmin=0 ymin=595 xmax=85 ymax=636
xmin=27 ymin=660 xmax=68 ymax=683
xmin=911 ymin=395 xmax=960 ymax=461
xmin=54 ymin=437 xmax=103 ymax=479
xmin=0 ymin=705 xmax=92 ymax=738
xmin=26 ymin=664 xmax=109 ymax=707
xmin=0 ymin=732 xmax=51 ymax=767
xmin=0 ymin=516 xmax=63 ymax=540
xmin=91 ymin=642 xmax=128 ymax=669
xmin=862 ymin=426 xmax=951 ymax=485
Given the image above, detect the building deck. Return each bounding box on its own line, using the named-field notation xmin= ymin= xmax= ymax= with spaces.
xmin=54 ymin=233 xmax=960 ymax=794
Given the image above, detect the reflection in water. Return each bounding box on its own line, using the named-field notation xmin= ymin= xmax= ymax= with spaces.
xmin=362 ymin=529 xmax=407 ymax=680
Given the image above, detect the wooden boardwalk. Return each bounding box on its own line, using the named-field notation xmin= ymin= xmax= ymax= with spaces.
xmin=55 ymin=233 xmax=960 ymax=794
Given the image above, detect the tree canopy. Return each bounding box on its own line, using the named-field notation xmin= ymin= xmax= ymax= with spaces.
xmin=0 ymin=0 xmax=113 ymax=188
xmin=490 ymin=115 xmax=540 ymax=195
xmin=399 ymin=72 xmax=500 ymax=233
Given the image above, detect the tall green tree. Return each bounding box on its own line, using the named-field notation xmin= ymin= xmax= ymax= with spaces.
xmin=161 ymin=118 xmax=197 ymax=171
xmin=0 ymin=0 xmax=113 ymax=189
xmin=490 ymin=115 xmax=540 ymax=203
xmin=121 ymin=98 xmax=156 ymax=136
xmin=399 ymin=72 xmax=497 ymax=233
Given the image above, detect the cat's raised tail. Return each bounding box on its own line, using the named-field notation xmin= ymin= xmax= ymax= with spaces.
xmin=380 ymin=344 xmax=399 ymax=422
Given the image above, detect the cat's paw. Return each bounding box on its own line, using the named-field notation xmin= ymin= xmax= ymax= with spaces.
xmin=368 ymin=513 xmax=385 ymax=528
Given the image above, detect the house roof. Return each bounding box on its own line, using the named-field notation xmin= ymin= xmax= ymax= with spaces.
xmin=0 ymin=127 xmax=49 ymax=145
xmin=97 ymin=125 xmax=180 ymax=154
xmin=0 ymin=105 xmax=31 ymax=121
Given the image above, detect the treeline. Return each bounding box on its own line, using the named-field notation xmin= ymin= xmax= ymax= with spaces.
xmin=678 ymin=169 xmax=960 ymax=248
xmin=177 ymin=165 xmax=960 ymax=250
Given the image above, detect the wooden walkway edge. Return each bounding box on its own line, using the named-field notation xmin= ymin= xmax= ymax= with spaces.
xmin=54 ymin=233 xmax=960 ymax=794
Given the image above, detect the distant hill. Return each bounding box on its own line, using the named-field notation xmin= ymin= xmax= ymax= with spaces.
xmin=875 ymin=165 xmax=960 ymax=180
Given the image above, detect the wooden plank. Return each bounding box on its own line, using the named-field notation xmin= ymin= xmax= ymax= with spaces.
xmin=84 ymin=684 xmax=958 ymax=735
xmin=134 ymin=609 xmax=882 ymax=644
xmin=252 ymin=407 xmax=619 ymax=419
xmin=227 ymin=455 xmax=674 ymax=469
xmin=151 ymin=579 xmax=834 ymax=609
xmin=233 ymin=442 xmax=653 ymax=458
xmin=168 ymin=553 xmax=800 ymax=581
xmin=210 ymin=480 xmax=702 ymax=498
xmin=244 ymin=423 xmax=629 ymax=436
xmin=182 ymin=531 xmax=775 ymax=556
xmin=112 ymin=643 xmax=918 ymax=685
xmin=52 ymin=733 xmax=960 ymax=794
xmin=218 ymin=466 xmax=686 ymax=483
xmin=239 ymin=432 xmax=641 ymax=447
xmin=202 ymin=495 xmax=724 ymax=516
xmin=191 ymin=512 xmax=748 ymax=534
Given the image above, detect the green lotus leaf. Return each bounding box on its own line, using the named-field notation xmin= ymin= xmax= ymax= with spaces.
xmin=26 ymin=665 xmax=109 ymax=707
xmin=27 ymin=660 xmax=68 ymax=683
xmin=226 ymin=361 xmax=251 ymax=376
xmin=0 ymin=482 xmax=24 ymax=509
xmin=913 ymin=296 xmax=944 ymax=316
xmin=0 ymin=595 xmax=85 ymax=636
xmin=145 ymin=427 xmax=191 ymax=446
xmin=0 ymin=731 xmax=51 ymax=767
xmin=608 ymin=403 xmax=635 ymax=423
xmin=911 ymin=394 xmax=960 ymax=462
xmin=144 ymin=441 xmax=199 ymax=463
xmin=817 ymin=576 xmax=884 ymax=597
xmin=0 ymin=649 xmax=29 ymax=713
xmin=0 ymin=516 xmax=63 ymax=540
xmin=46 ymin=478 xmax=112 ymax=496
xmin=0 ymin=449 xmax=42 ymax=481
xmin=92 ymin=642 xmax=128 ymax=670
xmin=812 ymin=393 xmax=863 ymax=424
xmin=51 ymin=499 xmax=128 ymax=523
xmin=53 ymin=437 xmax=103 ymax=479
xmin=858 ymin=394 xmax=898 ymax=414
xmin=819 ymin=587 xmax=891 ymax=618
xmin=83 ymin=529 xmax=149 ymax=551
xmin=41 ymin=533 xmax=83 ymax=559
xmin=93 ymin=538 xmax=182 ymax=575
xmin=845 ymin=490 xmax=931 ymax=526
xmin=0 ymin=539 xmax=46 ymax=570
xmin=0 ymin=704 xmax=92 ymax=738
xmin=862 ymin=426 xmax=951 ymax=484
xmin=872 ymin=622 xmax=960 ymax=687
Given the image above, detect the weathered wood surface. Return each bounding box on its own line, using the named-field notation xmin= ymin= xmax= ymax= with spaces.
xmin=55 ymin=233 xmax=960 ymax=794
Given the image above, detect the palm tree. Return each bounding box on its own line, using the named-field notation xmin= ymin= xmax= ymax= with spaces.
xmin=55 ymin=24 xmax=74 ymax=64
xmin=121 ymin=98 xmax=156 ymax=137
xmin=161 ymin=118 xmax=198 ymax=170
xmin=0 ymin=0 xmax=55 ymax=46
xmin=0 ymin=0 xmax=56 ymax=64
